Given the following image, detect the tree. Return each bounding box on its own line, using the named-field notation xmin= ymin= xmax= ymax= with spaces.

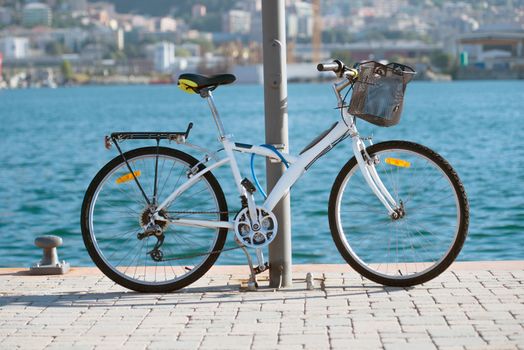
xmin=61 ymin=60 xmax=74 ymax=83
xmin=46 ymin=41 xmax=66 ymax=56
xmin=430 ymin=51 xmax=453 ymax=71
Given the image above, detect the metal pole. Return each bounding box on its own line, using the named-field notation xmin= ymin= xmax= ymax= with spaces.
xmin=262 ymin=0 xmax=292 ymax=288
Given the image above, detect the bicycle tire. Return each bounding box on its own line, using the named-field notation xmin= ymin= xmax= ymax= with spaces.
xmin=81 ymin=147 xmax=228 ymax=292
xmin=329 ymin=141 xmax=469 ymax=287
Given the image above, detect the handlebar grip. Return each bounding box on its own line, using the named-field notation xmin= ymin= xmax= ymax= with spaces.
xmin=317 ymin=61 xmax=342 ymax=72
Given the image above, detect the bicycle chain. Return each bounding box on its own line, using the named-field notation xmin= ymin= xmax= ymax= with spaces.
xmin=166 ymin=210 xmax=236 ymax=215
xmin=158 ymin=209 xmax=244 ymax=261
xmin=159 ymin=245 xmax=245 ymax=262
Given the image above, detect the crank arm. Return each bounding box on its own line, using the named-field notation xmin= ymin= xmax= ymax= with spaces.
xmin=254 ymin=248 xmax=269 ymax=274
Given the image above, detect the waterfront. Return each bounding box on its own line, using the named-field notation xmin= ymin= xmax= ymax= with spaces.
xmin=1 ymin=262 xmax=523 ymax=349
xmin=0 ymin=80 xmax=523 ymax=267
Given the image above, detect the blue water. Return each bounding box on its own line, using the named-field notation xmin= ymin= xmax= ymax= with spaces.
xmin=0 ymin=81 xmax=523 ymax=267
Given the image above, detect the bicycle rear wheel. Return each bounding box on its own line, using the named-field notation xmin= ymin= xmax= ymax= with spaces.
xmin=81 ymin=147 xmax=228 ymax=292
xmin=329 ymin=141 xmax=468 ymax=286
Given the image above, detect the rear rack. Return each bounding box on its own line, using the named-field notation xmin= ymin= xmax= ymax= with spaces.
xmin=105 ymin=123 xmax=193 ymax=149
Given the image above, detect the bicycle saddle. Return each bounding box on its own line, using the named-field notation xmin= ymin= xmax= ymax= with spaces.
xmin=178 ymin=73 xmax=236 ymax=94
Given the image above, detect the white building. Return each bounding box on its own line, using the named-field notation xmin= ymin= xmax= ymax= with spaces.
xmin=0 ymin=37 xmax=30 ymax=59
xmin=154 ymin=42 xmax=175 ymax=72
xmin=192 ymin=4 xmax=207 ymax=18
xmin=22 ymin=3 xmax=52 ymax=27
xmin=157 ymin=17 xmax=177 ymax=32
xmin=223 ymin=10 xmax=251 ymax=34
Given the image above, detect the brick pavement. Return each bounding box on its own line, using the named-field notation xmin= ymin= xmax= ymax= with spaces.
xmin=0 ymin=262 xmax=523 ymax=350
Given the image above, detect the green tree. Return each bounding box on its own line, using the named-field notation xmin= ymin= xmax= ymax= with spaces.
xmin=61 ymin=60 xmax=74 ymax=83
xmin=430 ymin=51 xmax=453 ymax=71
xmin=45 ymin=41 xmax=66 ymax=56
xmin=188 ymin=38 xmax=214 ymax=54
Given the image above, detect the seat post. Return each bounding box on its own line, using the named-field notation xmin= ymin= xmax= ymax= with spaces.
xmin=201 ymin=89 xmax=226 ymax=140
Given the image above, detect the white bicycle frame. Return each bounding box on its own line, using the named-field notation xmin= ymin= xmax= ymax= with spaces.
xmin=155 ymin=76 xmax=399 ymax=230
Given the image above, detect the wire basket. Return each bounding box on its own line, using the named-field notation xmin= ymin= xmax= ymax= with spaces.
xmin=348 ymin=61 xmax=415 ymax=127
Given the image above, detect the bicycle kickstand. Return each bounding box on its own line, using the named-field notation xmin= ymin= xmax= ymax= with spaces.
xmin=235 ymin=238 xmax=258 ymax=291
xmin=235 ymin=239 xmax=270 ymax=291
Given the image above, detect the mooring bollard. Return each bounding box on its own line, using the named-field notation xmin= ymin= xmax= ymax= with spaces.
xmin=29 ymin=235 xmax=70 ymax=275
xmin=306 ymin=272 xmax=315 ymax=290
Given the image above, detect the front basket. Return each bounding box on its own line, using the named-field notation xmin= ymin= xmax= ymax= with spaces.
xmin=348 ymin=61 xmax=415 ymax=127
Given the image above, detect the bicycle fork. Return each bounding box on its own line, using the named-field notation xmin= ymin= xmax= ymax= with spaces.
xmin=352 ymin=136 xmax=399 ymax=217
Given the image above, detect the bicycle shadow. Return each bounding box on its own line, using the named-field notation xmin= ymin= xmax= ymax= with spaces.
xmin=0 ymin=282 xmax=409 ymax=309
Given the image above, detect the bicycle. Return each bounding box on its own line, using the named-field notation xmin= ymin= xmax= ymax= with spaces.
xmin=81 ymin=60 xmax=469 ymax=292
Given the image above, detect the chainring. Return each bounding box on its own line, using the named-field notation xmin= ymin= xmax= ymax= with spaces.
xmin=234 ymin=207 xmax=278 ymax=248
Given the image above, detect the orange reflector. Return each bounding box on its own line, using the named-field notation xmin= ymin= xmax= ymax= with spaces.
xmin=385 ymin=158 xmax=411 ymax=168
xmin=116 ymin=170 xmax=141 ymax=184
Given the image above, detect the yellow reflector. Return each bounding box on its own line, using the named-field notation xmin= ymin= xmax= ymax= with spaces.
xmin=116 ymin=170 xmax=141 ymax=184
xmin=385 ymin=158 xmax=411 ymax=168
xmin=178 ymin=78 xmax=198 ymax=94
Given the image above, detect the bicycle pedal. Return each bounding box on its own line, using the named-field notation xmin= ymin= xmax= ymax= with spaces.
xmin=254 ymin=262 xmax=270 ymax=274
xmin=241 ymin=178 xmax=256 ymax=194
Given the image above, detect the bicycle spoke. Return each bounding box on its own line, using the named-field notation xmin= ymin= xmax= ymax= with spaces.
xmin=332 ymin=144 xmax=465 ymax=284
xmin=84 ymin=149 xmax=226 ymax=290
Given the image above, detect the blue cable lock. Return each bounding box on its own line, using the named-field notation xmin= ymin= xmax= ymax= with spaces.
xmin=250 ymin=144 xmax=289 ymax=199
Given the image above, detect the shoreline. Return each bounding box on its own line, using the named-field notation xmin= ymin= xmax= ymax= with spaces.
xmin=1 ymin=77 xmax=523 ymax=91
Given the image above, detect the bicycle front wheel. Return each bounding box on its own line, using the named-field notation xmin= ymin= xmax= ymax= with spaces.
xmin=329 ymin=141 xmax=468 ymax=286
xmin=81 ymin=147 xmax=228 ymax=292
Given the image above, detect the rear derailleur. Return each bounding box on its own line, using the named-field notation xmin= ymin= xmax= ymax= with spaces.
xmin=137 ymin=223 xmax=165 ymax=262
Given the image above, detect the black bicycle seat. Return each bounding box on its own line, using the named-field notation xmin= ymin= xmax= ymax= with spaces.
xmin=178 ymin=73 xmax=236 ymax=94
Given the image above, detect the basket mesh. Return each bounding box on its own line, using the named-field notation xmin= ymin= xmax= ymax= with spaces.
xmin=349 ymin=61 xmax=414 ymax=127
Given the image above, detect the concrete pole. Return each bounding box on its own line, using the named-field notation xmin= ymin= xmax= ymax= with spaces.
xmin=261 ymin=0 xmax=292 ymax=288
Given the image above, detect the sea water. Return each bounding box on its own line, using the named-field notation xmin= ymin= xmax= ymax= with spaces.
xmin=0 ymin=81 xmax=522 ymax=266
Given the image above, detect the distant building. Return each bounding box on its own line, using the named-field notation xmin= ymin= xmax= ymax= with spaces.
xmin=154 ymin=42 xmax=175 ymax=72
xmin=157 ymin=17 xmax=177 ymax=32
xmin=50 ymin=28 xmax=89 ymax=53
xmin=88 ymin=2 xmax=115 ymax=26
xmin=131 ymin=15 xmax=156 ymax=32
xmin=22 ymin=3 xmax=52 ymax=27
xmin=0 ymin=37 xmax=30 ymax=59
xmin=88 ymin=2 xmax=115 ymax=15
xmin=294 ymin=40 xmax=441 ymax=62
xmin=222 ymin=10 xmax=251 ymax=34
xmin=250 ymin=11 xmax=262 ymax=42
xmin=287 ymin=1 xmax=313 ymax=40
xmin=369 ymin=0 xmax=407 ymax=17
xmin=116 ymin=28 xmax=124 ymax=51
xmin=0 ymin=7 xmax=12 ymax=26
xmin=457 ymin=32 xmax=524 ymax=70
xmin=192 ymin=4 xmax=207 ymax=18
xmin=66 ymin=0 xmax=88 ymax=14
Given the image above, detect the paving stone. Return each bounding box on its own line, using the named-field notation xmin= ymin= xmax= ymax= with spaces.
xmin=0 ymin=263 xmax=522 ymax=350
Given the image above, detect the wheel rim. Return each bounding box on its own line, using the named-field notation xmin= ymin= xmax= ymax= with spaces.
xmin=335 ymin=148 xmax=461 ymax=280
xmin=88 ymin=152 xmax=223 ymax=286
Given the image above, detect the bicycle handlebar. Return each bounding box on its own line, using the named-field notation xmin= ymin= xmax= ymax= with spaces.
xmin=317 ymin=60 xmax=358 ymax=79
xmin=317 ymin=60 xmax=343 ymax=73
